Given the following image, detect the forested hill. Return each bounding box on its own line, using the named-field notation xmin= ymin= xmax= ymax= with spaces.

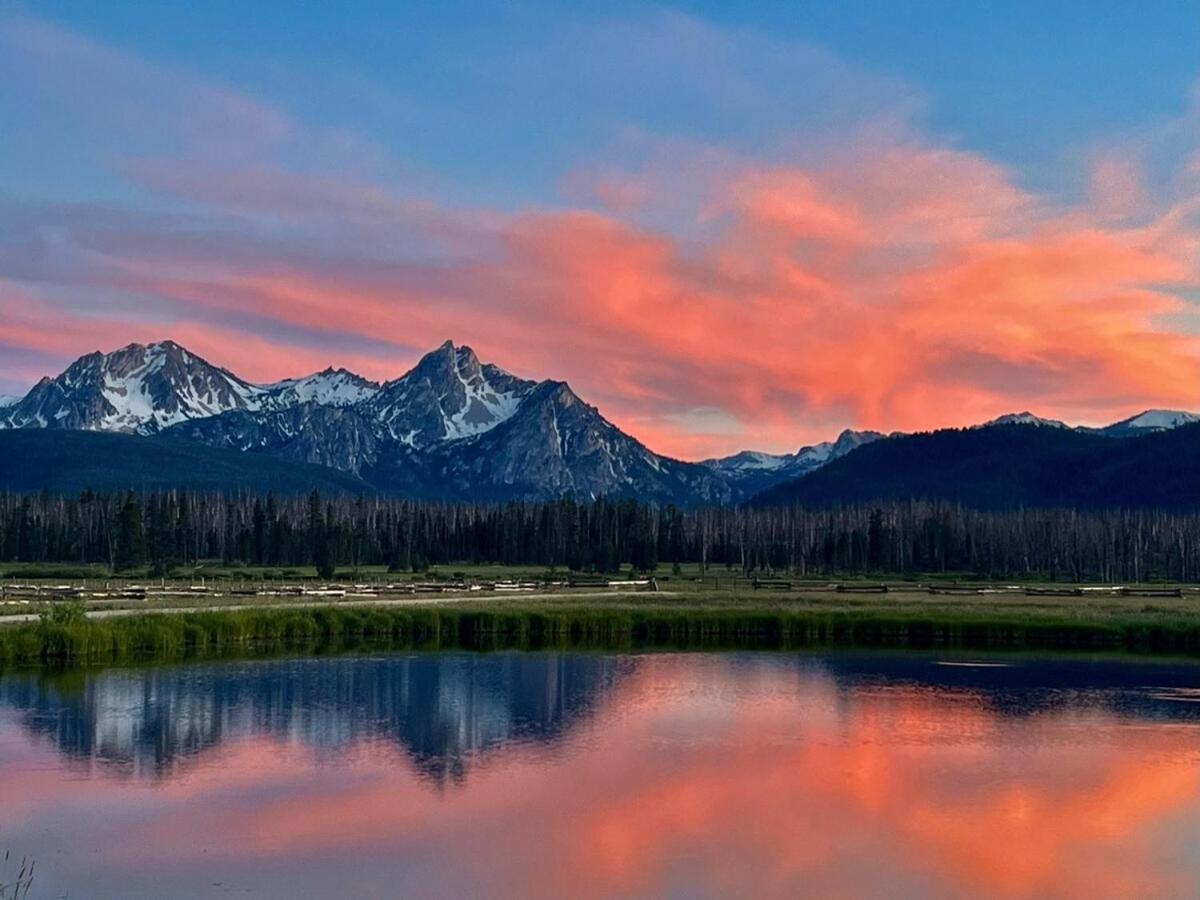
xmin=0 ymin=430 xmax=372 ymax=494
xmin=752 ymin=423 xmax=1200 ymax=509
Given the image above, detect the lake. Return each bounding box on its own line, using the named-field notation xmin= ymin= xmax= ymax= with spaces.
xmin=2 ymin=651 xmax=1200 ymax=898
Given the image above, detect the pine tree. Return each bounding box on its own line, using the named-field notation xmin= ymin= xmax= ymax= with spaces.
xmin=114 ymin=492 xmax=146 ymax=572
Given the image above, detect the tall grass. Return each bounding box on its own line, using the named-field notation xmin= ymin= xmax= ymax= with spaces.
xmin=3 ymin=605 xmax=1200 ymax=668
xmin=0 ymin=851 xmax=34 ymax=900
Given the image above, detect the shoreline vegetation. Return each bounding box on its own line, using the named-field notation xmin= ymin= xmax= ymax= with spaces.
xmin=3 ymin=554 xmax=1200 ymax=667
xmin=4 ymin=588 xmax=1200 ymax=667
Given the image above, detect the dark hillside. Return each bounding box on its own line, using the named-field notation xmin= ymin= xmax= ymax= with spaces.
xmin=752 ymin=424 xmax=1200 ymax=509
xmin=0 ymin=430 xmax=372 ymax=494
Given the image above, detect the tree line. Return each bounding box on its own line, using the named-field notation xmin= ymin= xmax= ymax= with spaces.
xmin=2 ymin=490 xmax=1199 ymax=583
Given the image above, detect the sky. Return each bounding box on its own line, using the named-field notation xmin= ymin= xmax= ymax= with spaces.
xmin=1 ymin=1 xmax=1198 ymax=459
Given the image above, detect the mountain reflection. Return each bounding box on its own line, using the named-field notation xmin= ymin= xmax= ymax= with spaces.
xmin=2 ymin=653 xmax=1198 ymax=785
xmin=0 ymin=653 xmax=636 ymax=782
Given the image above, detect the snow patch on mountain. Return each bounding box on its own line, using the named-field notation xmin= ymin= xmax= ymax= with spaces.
xmin=368 ymin=342 xmax=536 ymax=446
xmin=0 ymin=342 xmax=393 ymax=435
xmin=0 ymin=395 xmax=17 ymax=409
xmin=0 ymin=341 xmax=271 ymax=434
xmin=444 ymin=352 xmax=526 ymax=440
xmin=794 ymin=442 xmax=836 ymax=465
xmin=1106 ymin=409 xmax=1200 ymax=432
xmin=98 ymin=343 xmax=268 ymax=432
xmin=700 ymin=450 xmax=792 ymax=472
xmin=265 ymin=368 xmax=380 ymax=408
xmin=703 ymin=429 xmax=883 ymax=494
xmin=981 ymin=412 xmax=1069 ymax=429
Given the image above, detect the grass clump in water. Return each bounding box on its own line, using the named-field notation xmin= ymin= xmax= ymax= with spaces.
xmin=0 ymin=851 xmax=34 ymax=900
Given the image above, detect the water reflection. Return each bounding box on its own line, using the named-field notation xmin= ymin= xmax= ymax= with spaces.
xmin=0 ymin=653 xmax=633 ymax=783
xmin=1 ymin=652 xmax=1199 ymax=899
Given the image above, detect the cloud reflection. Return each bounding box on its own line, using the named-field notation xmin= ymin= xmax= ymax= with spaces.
xmin=2 ymin=654 xmax=1199 ymax=898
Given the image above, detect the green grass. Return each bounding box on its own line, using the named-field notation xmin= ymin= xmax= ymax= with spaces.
xmin=5 ymin=562 xmax=1200 ymax=665
xmin=4 ymin=601 xmax=1200 ymax=668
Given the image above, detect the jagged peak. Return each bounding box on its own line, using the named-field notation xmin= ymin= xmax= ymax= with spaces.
xmin=529 ymin=379 xmax=580 ymax=405
xmin=279 ymin=366 xmax=374 ymax=384
xmin=65 ymin=350 xmax=105 ymax=367
xmin=107 ymin=340 xmax=179 ymax=357
xmin=831 ymin=428 xmax=884 ymax=452
xmin=411 ymin=339 xmax=475 ymax=372
xmin=835 ymin=427 xmax=882 ymax=441
xmin=392 ymin=341 xmax=520 ymax=392
xmin=410 ymin=340 xmax=463 ymax=373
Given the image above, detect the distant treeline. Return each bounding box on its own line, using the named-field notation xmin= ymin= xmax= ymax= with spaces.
xmin=1 ymin=490 xmax=1199 ymax=582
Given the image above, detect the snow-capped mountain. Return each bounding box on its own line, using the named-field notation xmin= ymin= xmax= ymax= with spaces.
xmin=0 ymin=342 xmax=382 ymax=436
xmin=163 ymin=346 xmax=732 ymax=503
xmin=1096 ymin=409 xmax=1200 ymax=437
xmin=703 ymin=429 xmax=884 ymax=496
xmin=981 ymin=411 xmax=1069 ymax=429
xmin=982 ymin=408 xmax=1200 ymax=438
xmin=706 ymin=450 xmax=793 ymax=473
xmin=8 ymin=339 xmax=1198 ymax=503
xmin=263 ymin=368 xmax=380 ymax=408
xmin=366 ymin=341 xmax=535 ymax=447
xmin=0 ymin=395 xmax=18 ymax=409
xmin=0 ymin=341 xmax=269 ymax=433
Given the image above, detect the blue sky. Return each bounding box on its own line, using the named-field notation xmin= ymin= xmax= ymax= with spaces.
xmin=7 ymin=1 xmax=1196 ymax=203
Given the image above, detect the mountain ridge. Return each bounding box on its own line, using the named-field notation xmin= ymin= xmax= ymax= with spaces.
xmin=3 ymin=340 xmax=1199 ymax=504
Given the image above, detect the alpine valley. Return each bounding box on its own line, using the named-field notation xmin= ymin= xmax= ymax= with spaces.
xmin=1 ymin=339 xmax=1198 ymax=506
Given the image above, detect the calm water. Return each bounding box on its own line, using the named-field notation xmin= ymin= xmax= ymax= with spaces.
xmin=2 ymin=653 xmax=1200 ymax=899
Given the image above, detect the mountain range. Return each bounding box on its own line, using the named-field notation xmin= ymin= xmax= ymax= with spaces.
xmin=1 ymin=339 xmax=1198 ymax=505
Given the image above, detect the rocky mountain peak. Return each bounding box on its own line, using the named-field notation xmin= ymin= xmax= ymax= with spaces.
xmin=533 ymin=380 xmax=580 ymax=407
xmin=370 ymin=341 xmax=535 ymax=446
xmin=831 ymin=428 xmax=884 ymax=455
xmin=263 ymin=368 xmax=380 ymax=409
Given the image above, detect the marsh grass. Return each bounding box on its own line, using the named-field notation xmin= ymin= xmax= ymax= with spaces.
xmin=0 ymin=851 xmax=34 ymax=900
xmin=3 ymin=603 xmax=1200 ymax=668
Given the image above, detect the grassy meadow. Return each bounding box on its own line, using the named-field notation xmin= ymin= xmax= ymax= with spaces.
xmin=3 ymin=561 xmax=1200 ymax=666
